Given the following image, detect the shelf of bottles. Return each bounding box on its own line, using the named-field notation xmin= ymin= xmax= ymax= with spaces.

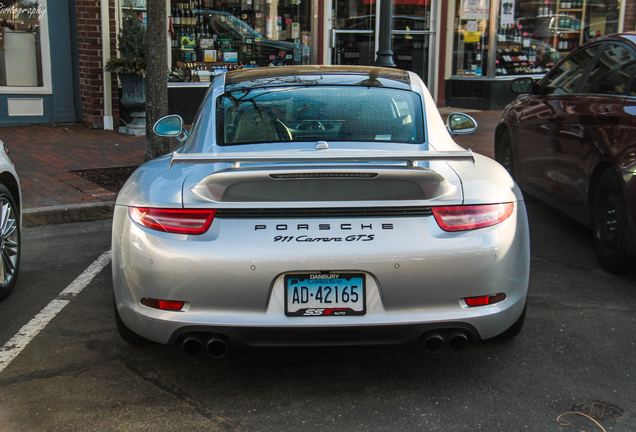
xmin=496 ymin=24 xmax=543 ymax=75
xmin=554 ymin=0 xmax=586 ymax=54
xmin=170 ymin=0 xmax=309 ymax=82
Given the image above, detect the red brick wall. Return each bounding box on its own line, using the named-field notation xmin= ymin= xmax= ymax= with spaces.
xmin=625 ymin=0 xmax=636 ymax=31
xmin=76 ymin=0 xmax=119 ymax=129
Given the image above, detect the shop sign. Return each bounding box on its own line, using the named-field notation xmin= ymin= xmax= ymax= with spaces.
xmin=464 ymin=32 xmax=481 ymax=43
xmin=501 ymin=1 xmax=515 ymax=25
xmin=224 ymin=52 xmax=238 ymax=62
xmin=460 ymin=0 xmax=489 ymax=20
xmin=464 ymin=20 xmax=481 ymax=43
xmin=180 ymin=35 xmax=195 ymax=51
xmin=203 ymin=50 xmax=217 ymax=62
xmin=219 ymin=38 xmax=233 ymax=50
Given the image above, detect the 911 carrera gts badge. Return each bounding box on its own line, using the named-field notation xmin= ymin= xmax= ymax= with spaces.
xmin=256 ymin=223 xmax=393 ymax=243
xmin=275 ymin=235 xmax=374 ymax=242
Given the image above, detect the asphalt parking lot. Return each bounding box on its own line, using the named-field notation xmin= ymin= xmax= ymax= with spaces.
xmin=0 ymin=199 xmax=634 ymax=431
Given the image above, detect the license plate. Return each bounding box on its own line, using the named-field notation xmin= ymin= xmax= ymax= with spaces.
xmin=284 ymin=273 xmax=366 ymax=317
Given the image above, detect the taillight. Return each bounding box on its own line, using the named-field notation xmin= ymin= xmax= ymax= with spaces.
xmin=464 ymin=293 xmax=506 ymax=307
xmin=141 ymin=298 xmax=185 ymax=311
xmin=432 ymin=203 xmax=514 ymax=232
xmin=129 ymin=207 xmax=216 ymax=235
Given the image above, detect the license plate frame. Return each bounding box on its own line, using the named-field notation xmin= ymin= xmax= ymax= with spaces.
xmin=284 ymin=273 xmax=366 ymax=317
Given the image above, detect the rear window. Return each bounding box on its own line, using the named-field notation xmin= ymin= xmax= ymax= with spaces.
xmin=216 ymin=86 xmax=424 ymax=145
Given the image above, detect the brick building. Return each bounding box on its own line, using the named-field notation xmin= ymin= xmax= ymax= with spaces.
xmin=76 ymin=0 xmax=119 ymax=129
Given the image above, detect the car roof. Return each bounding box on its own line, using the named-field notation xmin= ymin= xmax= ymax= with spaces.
xmin=583 ymin=32 xmax=636 ymax=47
xmin=224 ymin=66 xmax=412 ymax=91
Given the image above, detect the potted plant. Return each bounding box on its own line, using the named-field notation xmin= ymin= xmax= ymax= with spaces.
xmin=106 ymin=10 xmax=147 ymax=135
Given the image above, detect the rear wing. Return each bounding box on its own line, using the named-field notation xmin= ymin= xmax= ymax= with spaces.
xmin=170 ymin=149 xmax=475 ymax=168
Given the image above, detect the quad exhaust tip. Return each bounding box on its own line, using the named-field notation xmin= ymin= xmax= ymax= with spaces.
xmin=421 ymin=330 xmax=470 ymax=353
xmin=181 ymin=333 xmax=229 ymax=358
xmin=206 ymin=335 xmax=229 ymax=358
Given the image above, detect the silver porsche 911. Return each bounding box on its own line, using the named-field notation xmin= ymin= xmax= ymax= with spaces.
xmin=112 ymin=66 xmax=530 ymax=357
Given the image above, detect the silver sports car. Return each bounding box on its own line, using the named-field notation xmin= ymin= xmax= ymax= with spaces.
xmin=112 ymin=66 xmax=530 ymax=357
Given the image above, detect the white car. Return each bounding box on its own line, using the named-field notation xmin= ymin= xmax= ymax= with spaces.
xmin=0 ymin=140 xmax=21 ymax=301
xmin=112 ymin=66 xmax=530 ymax=357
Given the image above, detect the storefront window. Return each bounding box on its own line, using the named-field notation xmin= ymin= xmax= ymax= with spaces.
xmin=392 ymin=0 xmax=433 ymax=81
xmin=170 ymin=0 xmax=313 ymax=81
xmin=0 ymin=1 xmax=46 ymax=87
xmin=332 ymin=0 xmax=433 ymax=84
xmin=452 ymin=0 xmax=622 ymax=78
xmin=452 ymin=0 xmax=490 ymax=77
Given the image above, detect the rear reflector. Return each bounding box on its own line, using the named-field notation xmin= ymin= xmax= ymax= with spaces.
xmin=129 ymin=207 xmax=216 ymax=235
xmin=432 ymin=203 xmax=514 ymax=232
xmin=141 ymin=298 xmax=185 ymax=311
xmin=464 ymin=293 xmax=506 ymax=307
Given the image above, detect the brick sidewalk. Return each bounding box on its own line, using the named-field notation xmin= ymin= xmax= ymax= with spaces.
xmin=0 ymin=124 xmax=146 ymax=210
xmin=0 ymin=109 xmax=502 ymax=224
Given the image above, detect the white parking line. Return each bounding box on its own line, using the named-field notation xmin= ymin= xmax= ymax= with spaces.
xmin=0 ymin=250 xmax=112 ymax=374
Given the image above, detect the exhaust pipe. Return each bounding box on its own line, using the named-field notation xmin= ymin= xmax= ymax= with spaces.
xmin=422 ymin=332 xmax=445 ymax=354
xmin=182 ymin=334 xmax=204 ymax=356
xmin=206 ymin=334 xmax=229 ymax=358
xmin=448 ymin=331 xmax=469 ymax=351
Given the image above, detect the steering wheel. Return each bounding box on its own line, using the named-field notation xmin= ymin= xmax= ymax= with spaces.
xmin=274 ymin=119 xmax=292 ymax=141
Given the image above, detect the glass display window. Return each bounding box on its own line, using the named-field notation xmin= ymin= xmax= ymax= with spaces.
xmin=170 ymin=0 xmax=313 ymax=81
xmin=452 ymin=0 xmax=623 ymax=78
xmin=452 ymin=0 xmax=491 ymax=77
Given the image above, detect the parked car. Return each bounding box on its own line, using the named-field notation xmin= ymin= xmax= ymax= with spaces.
xmin=495 ymin=32 xmax=636 ymax=273
xmin=0 ymin=140 xmax=21 ymax=301
xmin=205 ymin=11 xmax=303 ymax=66
xmin=112 ymin=65 xmax=530 ymax=357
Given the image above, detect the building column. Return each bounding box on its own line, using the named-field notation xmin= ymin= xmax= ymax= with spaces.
xmin=76 ymin=0 xmax=119 ymax=129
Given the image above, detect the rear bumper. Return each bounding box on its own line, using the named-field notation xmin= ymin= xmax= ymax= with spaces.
xmin=167 ymin=322 xmax=482 ymax=347
xmin=112 ymin=201 xmax=530 ymax=346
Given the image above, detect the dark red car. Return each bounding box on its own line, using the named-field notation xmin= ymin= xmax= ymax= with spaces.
xmin=495 ymin=32 xmax=636 ymax=273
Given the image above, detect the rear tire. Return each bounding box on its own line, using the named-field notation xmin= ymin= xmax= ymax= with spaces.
xmin=591 ymin=169 xmax=636 ymax=273
xmin=495 ymin=130 xmax=515 ymax=179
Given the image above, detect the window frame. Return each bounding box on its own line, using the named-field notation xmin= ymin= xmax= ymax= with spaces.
xmin=0 ymin=0 xmax=51 ymax=95
xmin=538 ymin=42 xmax=604 ymax=96
xmin=580 ymin=42 xmax=636 ymax=97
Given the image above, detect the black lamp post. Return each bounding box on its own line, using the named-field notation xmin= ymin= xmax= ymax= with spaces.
xmin=374 ymin=0 xmax=396 ymax=67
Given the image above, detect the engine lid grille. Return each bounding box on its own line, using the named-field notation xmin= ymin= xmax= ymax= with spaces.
xmin=215 ymin=206 xmax=433 ymax=218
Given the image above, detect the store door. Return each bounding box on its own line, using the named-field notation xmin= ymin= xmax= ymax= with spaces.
xmin=330 ymin=0 xmax=435 ymax=87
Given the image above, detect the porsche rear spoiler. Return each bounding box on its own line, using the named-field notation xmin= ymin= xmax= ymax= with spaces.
xmin=170 ymin=149 xmax=475 ymax=168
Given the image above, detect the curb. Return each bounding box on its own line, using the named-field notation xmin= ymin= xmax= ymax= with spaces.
xmin=23 ymin=202 xmax=115 ymax=227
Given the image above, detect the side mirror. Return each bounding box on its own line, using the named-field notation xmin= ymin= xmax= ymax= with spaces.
xmin=446 ymin=113 xmax=478 ymax=136
xmin=153 ymin=115 xmax=188 ymax=141
xmin=509 ymin=77 xmax=536 ymax=94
